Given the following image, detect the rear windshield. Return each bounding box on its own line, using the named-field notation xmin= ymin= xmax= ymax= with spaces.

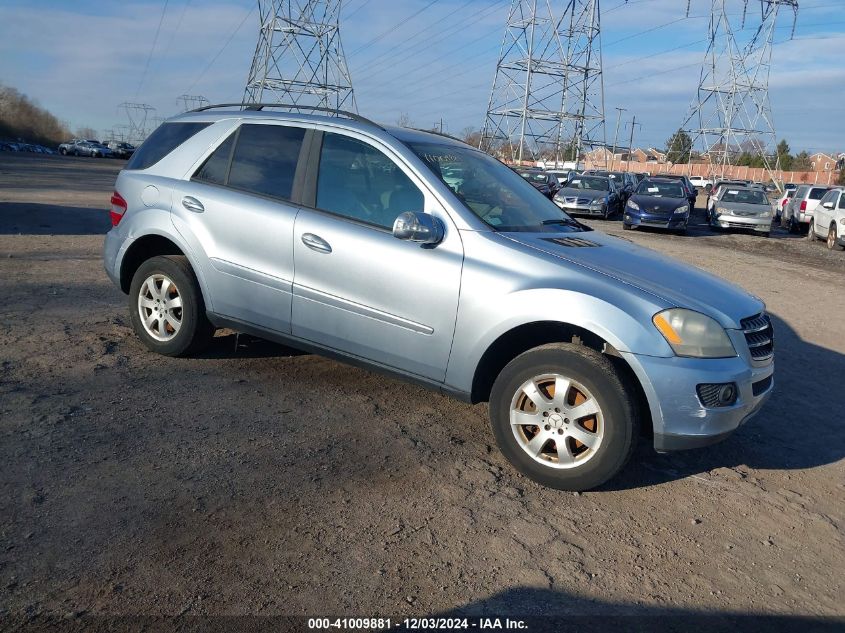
xmin=809 ymin=188 xmax=828 ymax=200
xmin=125 ymin=122 xmax=210 ymax=170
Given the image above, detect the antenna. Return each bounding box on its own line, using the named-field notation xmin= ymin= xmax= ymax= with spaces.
xmin=479 ymin=0 xmax=607 ymax=165
xmin=243 ymin=0 xmax=357 ymax=112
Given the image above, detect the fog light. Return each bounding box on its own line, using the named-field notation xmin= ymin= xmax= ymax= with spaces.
xmin=696 ymin=382 xmax=738 ymax=408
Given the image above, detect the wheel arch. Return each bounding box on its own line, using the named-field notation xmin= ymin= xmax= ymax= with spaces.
xmin=120 ymin=233 xmax=188 ymax=293
xmin=469 ymin=320 xmax=654 ymax=438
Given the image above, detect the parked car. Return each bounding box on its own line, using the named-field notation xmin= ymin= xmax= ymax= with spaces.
xmin=634 ymin=172 xmax=649 ymax=185
xmin=59 ymin=139 xmax=112 ymax=157
xmin=103 ymin=107 xmax=774 ymax=491
xmin=707 ymin=180 xmax=748 ymax=215
xmin=622 ymin=178 xmax=691 ymax=234
xmin=709 ymin=186 xmax=773 ymax=237
xmin=650 ymin=173 xmax=697 ymax=208
xmin=583 ymin=170 xmax=637 ymax=203
xmin=689 ymin=175 xmax=713 ymax=193
xmin=781 ymin=184 xmax=831 ymax=233
xmin=552 ymin=174 xmax=621 ymax=219
xmin=807 ymin=187 xmax=845 ymax=250
xmin=515 ymin=169 xmax=560 ymax=199
xmin=773 ymin=189 xmax=795 ymax=223
xmin=545 ymin=169 xmax=573 ymax=185
xmin=106 ymin=141 xmax=136 ymax=159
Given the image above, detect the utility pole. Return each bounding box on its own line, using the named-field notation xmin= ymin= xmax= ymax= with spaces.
xmin=678 ymin=0 xmax=798 ymax=182
xmin=610 ymin=106 xmax=627 ymax=170
xmin=480 ymin=0 xmax=605 ymax=164
xmin=626 ymin=116 xmax=641 ymax=173
xmin=243 ymin=0 xmax=356 ymax=112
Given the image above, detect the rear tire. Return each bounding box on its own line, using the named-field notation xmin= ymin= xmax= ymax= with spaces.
xmin=129 ymin=255 xmax=215 ymax=357
xmin=489 ymin=343 xmax=638 ymax=491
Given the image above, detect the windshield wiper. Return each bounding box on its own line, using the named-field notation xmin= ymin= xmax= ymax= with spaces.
xmin=542 ymin=217 xmax=592 ymax=231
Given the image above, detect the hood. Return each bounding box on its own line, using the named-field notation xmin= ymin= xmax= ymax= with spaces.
xmin=716 ymin=201 xmax=770 ymax=216
xmin=555 ymin=187 xmax=606 ymax=201
xmin=502 ymin=230 xmax=762 ymax=328
xmin=629 ymin=194 xmax=687 ymax=215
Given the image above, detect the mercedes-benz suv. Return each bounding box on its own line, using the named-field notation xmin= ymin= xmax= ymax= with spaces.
xmin=103 ymin=105 xmax=774 ymax=491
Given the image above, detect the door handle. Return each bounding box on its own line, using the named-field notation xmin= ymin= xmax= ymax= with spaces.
xmin=182 ymin=196 xmax=204 ymax=213
xmin=301 ymin=233 xmax=332 ymax=253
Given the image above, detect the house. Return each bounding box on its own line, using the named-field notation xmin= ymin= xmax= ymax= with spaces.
xmin=809 ymin=152 xmax=837 ymax=172
xmin=585 ymin=147 xmax=613 ymax=164
xmin=647 ymin=147 xmax=667 ymax=163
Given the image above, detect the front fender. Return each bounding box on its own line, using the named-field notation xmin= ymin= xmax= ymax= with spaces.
xmin=445 ymin=288 xmax=674 ymax=395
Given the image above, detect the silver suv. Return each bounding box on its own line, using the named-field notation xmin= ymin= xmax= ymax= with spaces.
xmin=103 ymin=106 xmax=774 ymax=491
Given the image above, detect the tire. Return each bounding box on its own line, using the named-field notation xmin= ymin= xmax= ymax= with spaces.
xmin=622 ymin=222 xmax=631 ymax=231
xmin=829 ymin=224 xmax=844 ymax=251
xmin=59 ymin=148 xmax=67 ymax=156
xmin=129 ymin=255 xmax=215 ymax=357
xmin=760 ymin=232 xmax=770 ymax=238
xmin=807 ymin=224 xmax=818 ymax=241
xmin=788 ymin=216 xmax=800 ymax=234
xmin=489 ymin=343 xmax=638 ymax=491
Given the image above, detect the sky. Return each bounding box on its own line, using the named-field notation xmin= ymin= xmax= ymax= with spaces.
xmin=1 ymin=0 xmax=843 ymax=153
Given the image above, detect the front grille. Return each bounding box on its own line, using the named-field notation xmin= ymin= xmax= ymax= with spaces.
xmin=741 ymin=313 xmax=774 ymax=361
xmin=564 ymin=197 xmax=591 ymax=205
xmin=752 ymin=374 xmax=773 ymax=396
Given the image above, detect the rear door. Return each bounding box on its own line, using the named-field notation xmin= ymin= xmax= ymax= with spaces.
xmin=290 ymin=130 xmax=463 ymax=381
xmin=172 ymin=121 xmax=308 ymax=333
xmin=814 ymin=190 xmax=836 ymax=232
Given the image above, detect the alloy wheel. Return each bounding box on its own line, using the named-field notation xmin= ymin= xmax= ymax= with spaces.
xmin=509 ymin=374 xmax=604 ymax=469
xmin=137 ymin=273 xmax=183 ymax=342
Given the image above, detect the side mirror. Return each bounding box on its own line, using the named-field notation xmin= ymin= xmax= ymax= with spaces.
xmin=823 ymin=201 xmax=834 ymax=209
xmin=393 ymin=211 xmax=445 ymax=245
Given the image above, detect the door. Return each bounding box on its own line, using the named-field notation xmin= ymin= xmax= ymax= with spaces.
xmin=171 ymin=122 xmax=307 ymax=333
xmin=291 ymin=131 xmax=463 ymax=382
xmin=814 ymin=190 xmax=835 ymax=234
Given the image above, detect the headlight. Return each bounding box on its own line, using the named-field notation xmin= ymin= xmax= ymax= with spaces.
xmin=759 ymin=210 xmax=771 ymax=218
xmin=627 ymin=200 xmax=640 ymax=210
xmin=674 ymin=205 xmax=689 ymax=215
xmin=840 ymin=218 xmax=845 ymax=226
xmin=652 ymin=309 xmax=736 ymax=358
xmin=716 ymin=207 xmax=730 ymax=215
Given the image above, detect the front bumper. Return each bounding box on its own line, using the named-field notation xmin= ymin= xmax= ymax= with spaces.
xmin=624 ymin=210 xmax=688 ymax=229
xmin=554 ymin=200 xmax=606 ymax=216
xmin=713 ymin=213 xmax=772 ymax=232
xmin=620 ymin=346 xmax=774 ymax=452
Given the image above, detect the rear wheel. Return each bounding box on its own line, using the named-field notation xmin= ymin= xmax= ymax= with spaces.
xmin=489 ymin=343 xmax=638 ymax=491
xmin=129 ymin=255 xmax=215 ymax=357
xmin=807 ymin=223 xmax=818 ymax=241
xmin=829 ymin=224 xmax=844 ymax=251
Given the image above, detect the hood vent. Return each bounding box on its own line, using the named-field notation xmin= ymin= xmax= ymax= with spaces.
xmin=544 ymin=237 xmax=601 ymax=248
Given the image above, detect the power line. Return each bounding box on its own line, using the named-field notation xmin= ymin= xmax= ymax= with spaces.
xmin=135 ymin=0 xmax=170 ymax=99
xmin=184 ymin=4 xmax=256 ymax=95
xmin=348 ymin=0 xmax=441 ymax=57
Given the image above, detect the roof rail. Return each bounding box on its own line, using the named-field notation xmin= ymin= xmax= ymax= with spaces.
xmin=188 ymin=103 xmax=383 ymax=129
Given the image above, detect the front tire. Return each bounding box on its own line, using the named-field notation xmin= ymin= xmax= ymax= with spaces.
xmin=807 ymin=223 xmax=818 ymax=241
xmin=129 ymin=255 xmax=215 ymax=357
xmin=489 ymin=343 xmax=638 ymax=491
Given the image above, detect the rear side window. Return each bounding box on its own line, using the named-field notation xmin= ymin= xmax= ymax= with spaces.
xmin=809 ymin=188 xmax=828 ymax=200
xmin=125 ymin=122 xmax=210 ymax=170
xmin=839 ymin=193 xmax=845 ymax=210
xmin=227 ymin=124 xmax=305 ymax=200
xmin=194 ymin=133 xmax=236 ymax=185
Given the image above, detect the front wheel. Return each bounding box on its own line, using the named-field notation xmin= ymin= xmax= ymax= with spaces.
xmin=489 ymin=343 xmax=638 ymax=491
xmin=807 ymin=224 xmax=818 ymax=241
xmin=129 ymin=255 xmax=215 ymax=357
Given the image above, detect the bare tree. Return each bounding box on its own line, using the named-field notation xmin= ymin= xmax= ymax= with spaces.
xmin=75 ymin=127 xmax=99 ymax=141
xmin=0 ymin=83 xmax=71 ymax=145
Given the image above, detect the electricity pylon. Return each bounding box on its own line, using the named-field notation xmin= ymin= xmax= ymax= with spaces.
xmin=680 ymin=0 xmax=798 ymax=179
xmin=243 ymin=0 xmax=356 ymax=112
xmin=480 ymin=0 xmax=606 ymax=165
xmin=118 ymin=103 xmax=156 ymax=144
xmin=177 ymin=94 xmax=210 ymax=112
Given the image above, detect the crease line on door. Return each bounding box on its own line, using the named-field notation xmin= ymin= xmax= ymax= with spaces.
xmin=294 ymin=284 xmax=434 ymax=335
xmin=210 ymin=257 xmax=291 ymax=293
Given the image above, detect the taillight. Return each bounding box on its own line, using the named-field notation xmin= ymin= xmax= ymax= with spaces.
xmin=110 ymin=191 xmax=127 ymax=226
xmin=800 ymin=200 xmax=807 ymax=212
xmin=781 ymin=199 xmax=788 ymax=207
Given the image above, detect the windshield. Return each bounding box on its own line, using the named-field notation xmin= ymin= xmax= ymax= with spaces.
xmin=720 ymin=189 xmax=769 ymax=205
xmin=566 ymin=176 xmax=609 ymax=191
xmin=409 ymin=143 xmax=583 ymax=232
xmin=636 ymin=181 xmax=685 ymax=198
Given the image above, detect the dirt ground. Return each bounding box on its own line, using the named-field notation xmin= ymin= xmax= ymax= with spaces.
xmin=1 ymin=154 xmax=843 ymax=624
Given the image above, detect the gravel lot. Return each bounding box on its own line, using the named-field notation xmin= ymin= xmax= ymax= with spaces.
xmin=1 ymin=154 xmax=843 ymax=623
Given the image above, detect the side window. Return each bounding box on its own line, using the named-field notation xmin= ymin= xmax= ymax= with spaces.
xmin=838 ymin=193 xmax=845 ymax=210
xmin=193 ymin=133 xmax=235 ymax=185
xmin=227 ymin=124 xmax=305 ymax=201
xmin=316 ymin=133 xmax=424 ymax=229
